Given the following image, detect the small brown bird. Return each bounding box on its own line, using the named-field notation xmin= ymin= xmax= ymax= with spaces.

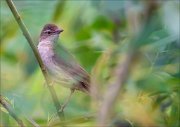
xmin=37 ymin=24 xmax=90 ymax=108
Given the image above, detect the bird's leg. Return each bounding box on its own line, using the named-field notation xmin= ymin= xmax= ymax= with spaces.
xmin=59 ymin=88 xmax=75 ymax=113
xmin=48 ymin=87 xmax=74 ymax=123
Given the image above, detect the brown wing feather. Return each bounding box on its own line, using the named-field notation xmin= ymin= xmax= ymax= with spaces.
xmin=52 ymin=54 xmax=90 ymax=93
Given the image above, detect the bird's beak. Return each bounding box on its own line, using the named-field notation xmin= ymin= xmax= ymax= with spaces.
xmin=56 ymin=29 xmax=64 ymax=34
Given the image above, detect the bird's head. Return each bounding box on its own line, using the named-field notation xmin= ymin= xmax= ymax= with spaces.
xmin=39 ymin=24 xmax=63 ymax=42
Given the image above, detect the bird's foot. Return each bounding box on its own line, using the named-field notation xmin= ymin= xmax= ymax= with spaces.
xmin=59 ymin=104 xmax=66 ymax=113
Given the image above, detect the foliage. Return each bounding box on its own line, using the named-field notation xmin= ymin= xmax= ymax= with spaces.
xmin=0 ymin=0 xmax=179 ymax=127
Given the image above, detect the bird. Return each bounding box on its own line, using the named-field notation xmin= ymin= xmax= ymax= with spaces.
xmin=37 ymin=24 xmax=90 ymax=110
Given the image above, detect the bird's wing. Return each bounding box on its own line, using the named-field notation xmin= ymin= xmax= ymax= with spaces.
xmin=53 ymin=43 xmax=90 ymax=93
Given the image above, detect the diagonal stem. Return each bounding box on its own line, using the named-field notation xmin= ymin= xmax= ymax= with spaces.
xmin=97 ymin=51 xmax=135 ymax=125
xmin=0 ymin=95 xmax=25 ymax=127
xmin=5 ymin=0 xmax=64 ymax=121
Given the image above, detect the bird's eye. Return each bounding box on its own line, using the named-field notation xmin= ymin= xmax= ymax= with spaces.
xmin=44 ymin=30 xmax=51 ymax=34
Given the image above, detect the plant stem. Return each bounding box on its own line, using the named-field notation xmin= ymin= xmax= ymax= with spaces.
xmin=97 ymin=51 xmax=136 ymax=125
xmin=5 ymin=0 xmax=64 ymax=121
xmin=0 ymin=95 xmax=25 ymax=127
xmin=97 ymin=1 xmax=159 ymax=126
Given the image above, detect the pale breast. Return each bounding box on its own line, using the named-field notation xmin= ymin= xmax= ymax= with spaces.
xmin=37 ymin=42 xmax=54 ymax=65
xmin=37 ymin=43 xmax=77 ymax=88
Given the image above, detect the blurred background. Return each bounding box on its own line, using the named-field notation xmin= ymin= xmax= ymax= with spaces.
xmin=0 ymin=0 xmax=179 ymax=127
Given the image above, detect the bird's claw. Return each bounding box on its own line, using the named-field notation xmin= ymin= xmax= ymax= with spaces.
xmin=59 ymin=104 xmax=66 ymax=113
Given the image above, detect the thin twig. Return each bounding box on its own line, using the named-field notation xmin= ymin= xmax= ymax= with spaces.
xmin=0 ymin=95 xmax=25 ymax=127
xmin=24 ymin=115 xmax=40 ymax=127
xmin=5 ymin=0 xmax=64 ymax=121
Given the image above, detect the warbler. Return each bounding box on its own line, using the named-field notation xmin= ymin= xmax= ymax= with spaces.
xmin=37 ymin=24 xmax=90 ymax=96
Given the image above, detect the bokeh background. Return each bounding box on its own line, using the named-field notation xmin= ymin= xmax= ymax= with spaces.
xmin=0 ymin=0 xmax=179 ymax=127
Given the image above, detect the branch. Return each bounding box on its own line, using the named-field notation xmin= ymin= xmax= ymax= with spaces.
xmin=97 ymin=1 xmax=159 ymax=126
xmin=5 ymin=0 xmax=64 ymax=121
xmin=97 ymin=51 xmax=136 ymax=125
xmin=0 ymin=95 xmax=25 ymax=127
xmin=49 ymin=114 xmax=94 ymax=126
xmin=24 ymin=115 xmax=40 ymax=127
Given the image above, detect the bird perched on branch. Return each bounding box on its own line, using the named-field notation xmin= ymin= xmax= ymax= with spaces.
xmin=37 ymin=24 xmax=90 ymax=110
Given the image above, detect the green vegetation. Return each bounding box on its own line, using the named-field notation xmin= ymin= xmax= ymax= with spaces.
xmin=1 ymin=0 xmax=179 ymax=127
